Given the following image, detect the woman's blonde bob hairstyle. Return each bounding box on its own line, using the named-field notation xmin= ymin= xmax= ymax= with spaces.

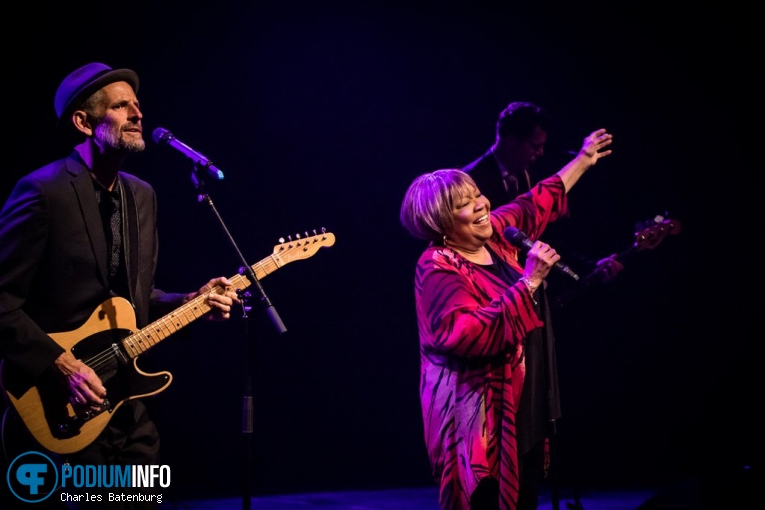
xmin=400 ymin=169 xmax=480 ymax=243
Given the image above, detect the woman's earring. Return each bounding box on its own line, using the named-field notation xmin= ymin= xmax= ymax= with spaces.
xmin=443 ymin=235 xmax=448 ymax=246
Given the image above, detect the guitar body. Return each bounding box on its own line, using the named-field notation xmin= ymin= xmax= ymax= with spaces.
xmin=1 ymin=230 xmax=336 ymax=456
xmin=1 ymin=297 xmax=172 ymax=455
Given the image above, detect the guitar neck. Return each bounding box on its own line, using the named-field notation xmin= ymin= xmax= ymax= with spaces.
xmin=552 ymin=216 xmax=680 ymax=310
xmin=120 ymin=253 xmax=283 ymax=359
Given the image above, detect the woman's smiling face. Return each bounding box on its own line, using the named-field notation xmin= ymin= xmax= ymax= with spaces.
xmin=444 ymin=183 xmax=492 ymax=251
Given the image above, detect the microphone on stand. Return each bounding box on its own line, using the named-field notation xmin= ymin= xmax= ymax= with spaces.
xmin=503 ymin=226 xmax=579 ymax=281
xmin=152 ymin=127 xmax=224 ymax=180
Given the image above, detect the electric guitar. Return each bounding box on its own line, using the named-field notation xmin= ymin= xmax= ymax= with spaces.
xmin=0 ymin=230 xmax=335 ymax=455
xmin=553 ymin=215 xmax=681 ymax=308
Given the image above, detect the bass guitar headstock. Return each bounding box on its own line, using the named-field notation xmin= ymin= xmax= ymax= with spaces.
xmin=633 ymin=214 xmax=681 ymax=252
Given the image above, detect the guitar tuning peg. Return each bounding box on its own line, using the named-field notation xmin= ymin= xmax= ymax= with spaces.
xmin=278 ymin=237 xmax=285 ymax=244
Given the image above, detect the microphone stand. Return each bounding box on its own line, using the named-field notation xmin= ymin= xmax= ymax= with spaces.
xmin=188 ymin=166 xmax=287 ymax=510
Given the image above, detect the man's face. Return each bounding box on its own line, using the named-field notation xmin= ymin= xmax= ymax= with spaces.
xmin=91 ymin=81 xmax=145 ymax=153
xmin=518 ymin=125 xmax=547 ymax=167
xmin=500 ymin=124 xmax=548 ymax=172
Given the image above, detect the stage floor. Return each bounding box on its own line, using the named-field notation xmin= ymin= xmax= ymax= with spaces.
xmin=164 ymin=469 xmax=760 ymax=509
xmin=166 ymin=485 xmax=664 ymax=510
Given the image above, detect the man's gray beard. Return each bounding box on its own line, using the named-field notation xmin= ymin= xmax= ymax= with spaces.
xmin=96 ymin=124 xmax=145 ymax=153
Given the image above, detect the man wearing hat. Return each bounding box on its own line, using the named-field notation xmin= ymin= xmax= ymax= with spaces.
xmin=0 ymin=63 xmax=239 ymax=508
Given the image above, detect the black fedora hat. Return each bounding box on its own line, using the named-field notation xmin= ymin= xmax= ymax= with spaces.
xmin=54 ymin=62 xmax=139 ymax=128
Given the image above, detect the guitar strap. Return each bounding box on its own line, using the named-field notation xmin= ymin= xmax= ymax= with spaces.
xmin=120 ymin=176 xmax=140 ymax=304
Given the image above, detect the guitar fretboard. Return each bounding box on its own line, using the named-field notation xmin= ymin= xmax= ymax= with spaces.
xmin=120 ymin=253 xmax=286 ymax=358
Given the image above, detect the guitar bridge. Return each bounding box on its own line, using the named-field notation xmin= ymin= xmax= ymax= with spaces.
xmin=57 ymin=398 xmax=111 ymax=435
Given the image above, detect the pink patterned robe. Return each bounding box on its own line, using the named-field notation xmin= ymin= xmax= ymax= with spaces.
xmin=414 ymin=175 xmax=568 ymax=509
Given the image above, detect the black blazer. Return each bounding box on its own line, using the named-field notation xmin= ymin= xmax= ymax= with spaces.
xmin=462 ymin=149 xmax=531 ymax=207
xmin=0 ymin=151 xmax=184 ymax=388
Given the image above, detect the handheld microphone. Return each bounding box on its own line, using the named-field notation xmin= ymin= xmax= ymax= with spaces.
xmin=503 ymin=226 xmax=579 ymax=280
xmin=152 ymin=127 xmax=224 ymax=180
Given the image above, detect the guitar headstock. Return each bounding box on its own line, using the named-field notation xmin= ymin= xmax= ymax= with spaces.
xmin=633 ymin=214 xmax=681 ymax=251
xmin=273 ymin=228 xmax=336 ymax=262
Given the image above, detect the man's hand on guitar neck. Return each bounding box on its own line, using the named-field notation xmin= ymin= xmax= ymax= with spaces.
xmin=592 ymin=254 xmax=625 ymax=283
xmin=184 ymin=276 xmax=241 ymax=321
xmin=54 ymin=351 xmax=107 ymax=408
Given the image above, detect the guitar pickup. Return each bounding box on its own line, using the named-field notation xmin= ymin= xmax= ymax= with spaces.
xmin=111 ymin=342 xmax=129 ymax=364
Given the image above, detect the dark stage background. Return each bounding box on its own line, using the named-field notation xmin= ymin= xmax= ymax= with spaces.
xmin=5 ymin=0 xmax=756 ymax=503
